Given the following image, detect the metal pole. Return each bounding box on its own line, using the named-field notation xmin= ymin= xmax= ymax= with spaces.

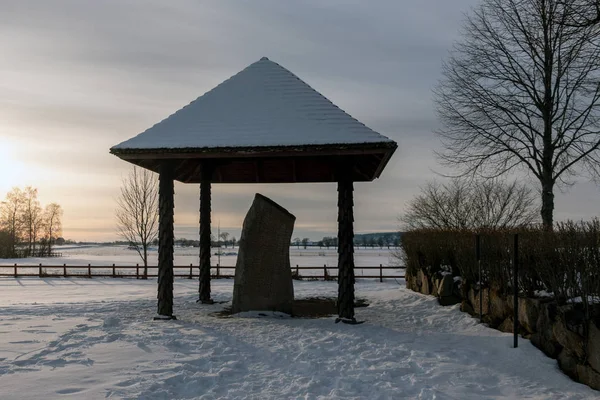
xmin=476 ymin=235 xmax=482 ymax=323
xmin=513 ymin=233 xmax=519 ymax=348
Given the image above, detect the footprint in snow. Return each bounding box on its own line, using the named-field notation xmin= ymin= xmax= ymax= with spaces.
xmin=114 ymin=379 xmax=139 ymax=388
xmin=56 ymin=388 xmax=84 ymax=395
xmin=9 ymin=340 xmax=39 ymax=344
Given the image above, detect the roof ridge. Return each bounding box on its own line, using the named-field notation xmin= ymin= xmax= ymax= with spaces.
xmin=263 ymin=58 xmax=378 ymax=136
xmin=111 ymin=57 xmax=395 ymax=151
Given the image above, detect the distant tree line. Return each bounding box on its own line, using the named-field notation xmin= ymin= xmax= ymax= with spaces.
xmin=169 ymin=233 xmax=237 ymax=249
xmin=353 ymin=233 xmax=400 ymax=249
xmin=292 ymin=234 xmax=400 ymax=249
xmin=0 ymin=187 xmax=63 ymax=258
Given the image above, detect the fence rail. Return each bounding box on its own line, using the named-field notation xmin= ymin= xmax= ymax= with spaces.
xmin=0 ymin=264 xmax=405 ymax=281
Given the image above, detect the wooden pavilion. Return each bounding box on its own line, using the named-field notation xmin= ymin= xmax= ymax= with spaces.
xmin=110 ymin=57 xmax=397 ymax=323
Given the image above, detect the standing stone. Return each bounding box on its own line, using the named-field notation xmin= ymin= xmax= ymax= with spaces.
xmin=232 ymin=194 xmax=295 ymax=314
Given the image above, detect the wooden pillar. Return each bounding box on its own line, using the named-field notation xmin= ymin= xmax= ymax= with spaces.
xmin=155 ymin=162 xmax=176 ymax=320
xmin=336 ymin=177 xmax=357 ymax=323
xmin=198 ymin=164 xmax=213 ymax=304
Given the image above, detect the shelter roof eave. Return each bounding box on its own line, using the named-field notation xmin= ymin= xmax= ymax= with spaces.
xmin=109 ymin=141 xmax=396 ymax=159
xmin=110 ymin=141 xmax=397 ymax=184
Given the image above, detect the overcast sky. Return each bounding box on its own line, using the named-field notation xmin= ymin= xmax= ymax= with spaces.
xmin=1 ymin=0 xmax=599 ymax=242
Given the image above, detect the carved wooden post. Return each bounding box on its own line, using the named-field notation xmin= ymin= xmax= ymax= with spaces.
xmin=199 ymin=164 xmax=213 ymax=304
xmin=156 ymin=162 xmax=176 ymax=320
xmin=336 ymin=176 xmax=357 ymax=323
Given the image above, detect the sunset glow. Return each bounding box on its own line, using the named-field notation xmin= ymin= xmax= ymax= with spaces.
xmin=1 ymin=1 xmax=598 ymax=242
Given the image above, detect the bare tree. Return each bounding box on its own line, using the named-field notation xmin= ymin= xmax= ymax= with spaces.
xmin=435 ymin=0 xmax=600 ymax=229
xmin=219 ymin=232 xmax=230 ymax=248
xmin=22 ymin=187 xmax=42 ymax=256
xmin=360 ymin=236 xmax=367 ymax=249
xmin=301 ymin=238 xmax=309 ymax=249
xmin=293 ymin=237 xmax=301 ymax=249
xmin=43 ymin=203 xmax=63 ymax=256
xmin=401 ymin=178 xmax=539 ymax=230
xmin=558 ymin=0 xmax=600 ymax=27
xmin=116 ymin=167 xmax=159 ymax=273
xmin=0 ymin=188 xmax=24 ymax=256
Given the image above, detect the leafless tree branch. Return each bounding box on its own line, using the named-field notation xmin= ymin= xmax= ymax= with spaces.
xmin=401 ymin=178 xmax=539 ymax=230
xmin=434 ymin=0 xmax=600 ymax=229
xmin=116 ymin=167 xmax=159 ymax=271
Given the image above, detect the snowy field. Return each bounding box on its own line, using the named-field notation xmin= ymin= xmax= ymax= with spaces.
xmin=1 ymin=278 xmax=598 ymax=399
xmin=0 ymin=245 xmax=403 ymax=279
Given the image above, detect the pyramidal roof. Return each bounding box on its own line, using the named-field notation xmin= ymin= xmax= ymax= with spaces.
xmin=111 ymin=57 xmax=394 ymax=151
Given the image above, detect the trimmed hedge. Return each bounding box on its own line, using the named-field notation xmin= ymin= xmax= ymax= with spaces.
xmin=401 ymin=221 xmax=600 ymax=317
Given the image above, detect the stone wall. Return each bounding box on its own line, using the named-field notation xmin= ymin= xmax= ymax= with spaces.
xmin=406 ymin=267 xmax=600 ymax=391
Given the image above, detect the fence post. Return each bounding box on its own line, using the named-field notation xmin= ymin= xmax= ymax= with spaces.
xmin=379 ymin=264 xmax=383 ymax=282
xmin=189 ymin=263 xmax=193 ymax=280
xmin=88 ymin=264 xmax=91 ymax=278
xmin=217 ymin=263 xmax=220 ymax=279
xmin=39 ymin=263 xmax=42 ymax=277
xmin=112 ymin=264 xmax=116 ymax=278
xmin=63 ymin=264 xmax=67 ymax=278
xmin=476 ymin=234 xmax=482 ymax=323
xmin=324 ymin=264 xmax=327 ymax=280
xmin=296 ymin=264 xmax=299 ymax=278
xmin=513 ymin=233 xmax=519 ymax=349
xmin=136 ymin=264 xmax=139 ymax=279
xmin=14 ymin=264 xmax=17 ymax=278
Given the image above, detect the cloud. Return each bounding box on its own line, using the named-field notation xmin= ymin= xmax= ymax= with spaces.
xmin=6 ymin=0 xmax=594 ymax=242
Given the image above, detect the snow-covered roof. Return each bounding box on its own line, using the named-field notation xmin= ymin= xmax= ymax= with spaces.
xmin=111 ymin=57 xmax=394 ymax=151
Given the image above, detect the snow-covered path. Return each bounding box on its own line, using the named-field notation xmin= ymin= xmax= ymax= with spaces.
xmin=0 ymin=279 xmax=597 ymax=399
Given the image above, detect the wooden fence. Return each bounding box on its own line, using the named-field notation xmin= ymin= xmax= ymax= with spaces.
xmin=0 ymin=264 xmax=405 ymax=282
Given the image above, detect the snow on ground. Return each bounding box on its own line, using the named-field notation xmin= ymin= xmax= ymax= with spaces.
xmin=1 ymin=278 xmax=598 ymax=399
